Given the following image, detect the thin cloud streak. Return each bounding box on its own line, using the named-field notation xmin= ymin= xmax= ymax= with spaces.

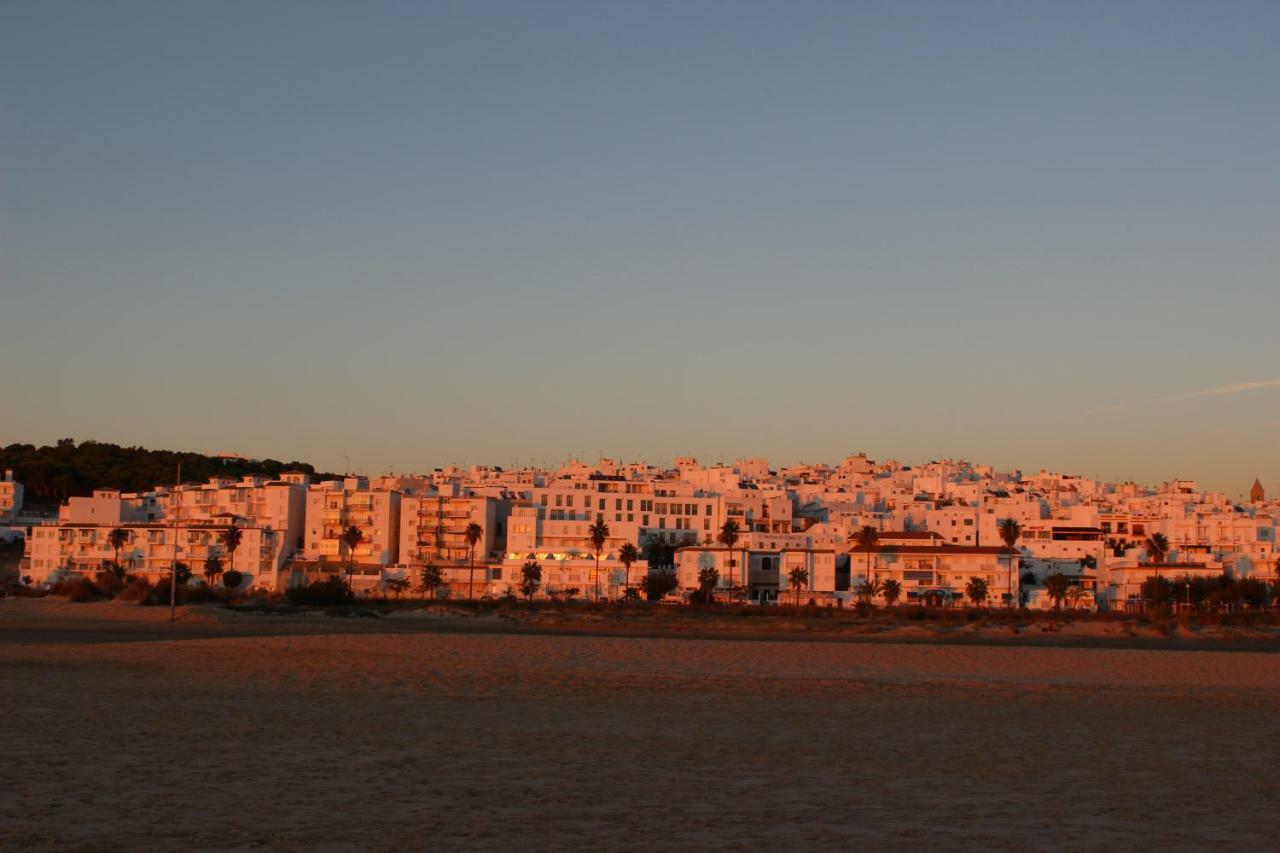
xmin=1101 ymin=378 xmax=1280 ymax=412
xmin=1166 ymin=379 xmax=1280 ymax=401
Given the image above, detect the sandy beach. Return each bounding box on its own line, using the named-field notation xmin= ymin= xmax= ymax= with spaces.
xmin=3 ymin=598 xmax=1279 ymax=851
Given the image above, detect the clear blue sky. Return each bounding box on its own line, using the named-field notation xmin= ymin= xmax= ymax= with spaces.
xmin=2 ymin=1 xmax=1278 ymax=494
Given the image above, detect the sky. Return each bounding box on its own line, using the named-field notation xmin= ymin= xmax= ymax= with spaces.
xmin=2 ymin=1 xmax=1278 ymax=495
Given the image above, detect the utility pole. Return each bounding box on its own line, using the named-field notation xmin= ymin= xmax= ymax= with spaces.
xmin=170 ymin=462 xmax=181 ymax=622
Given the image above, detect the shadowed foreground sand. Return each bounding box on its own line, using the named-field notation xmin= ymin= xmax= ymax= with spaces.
xmin=2 ymin=602 xmax=1279 ymax=850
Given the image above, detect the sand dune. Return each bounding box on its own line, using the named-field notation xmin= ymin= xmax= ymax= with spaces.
xmin=2 ymin=600 xmax=1278 ymax=850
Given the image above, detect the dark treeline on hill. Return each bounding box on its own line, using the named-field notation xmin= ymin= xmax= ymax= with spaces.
xmin=0 ymin=439 xmax=338 ymax=503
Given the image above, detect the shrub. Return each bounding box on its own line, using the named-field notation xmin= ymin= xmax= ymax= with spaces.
xmin=49 ymin=577 xmax=102 ymax=600
xmin=642 ymin=571 xmax=679 ymax=601
xmin=222 ymin=569 xmax=244 ymax=590
xmin=184 ymin=584 xmax=225 ymax=604
xmin=94 ymin=571 xmax=125 ymax=594
xmin=118 ymin=576 xmax=153 ymax=603
xmin=285 ymin=576 xmax=354 ymax=607
xmin=67 ymin=578 xmax=103 ymax=603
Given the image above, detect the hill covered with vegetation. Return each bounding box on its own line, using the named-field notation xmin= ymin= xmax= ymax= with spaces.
xmin=0 ymin=439 xmax=337 ymax=503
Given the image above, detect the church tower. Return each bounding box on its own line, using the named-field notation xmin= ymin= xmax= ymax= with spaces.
xmin=1249 ymin=479 xmax=1265 ymax=503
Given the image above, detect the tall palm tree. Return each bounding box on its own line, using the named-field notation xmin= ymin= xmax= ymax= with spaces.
xmin=788 ymin=566 xmax=808 ymax=606
xmin=464 ymin=522 xmax=484 ymax=601
xmin=856 ymin=576 xmax=881 ymax=608
xmin=716 ymin=519 xmax=741 ymax=601
xmin=588 ymin=519 xmax=610 ymax=600
xmin=107 ymin=527 xmax=129 ymax=578
xmin=619 ymin=542 xmax=639 ymax=599
xmin=340 ymin=525 xmax=362 ymax=587
xmin=1144 ymin=532 xmax=1170 ymax=612
xmin=852 ymin=525 xmax=880 ymax=591
xmin=222 ymin=525 xmax=242 ymax=578
xmin=998 ymin=518 xmax=1022 ymax=609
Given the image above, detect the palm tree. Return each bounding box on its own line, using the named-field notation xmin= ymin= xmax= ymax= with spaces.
xmin=788 ymin=566 xmax=808 ymax=606
xmin=851 ymin=525 xmax=880 ymax=591
xmin=1066 ymin=586 xmax=1086 ymax=611
xmin=520 ymin=559 xmax=542 ymax=600
xmin=340 ymin=525 xmax=362 ymax=587
xmin=965 ymin=576 xmax=989 ymax=608
xmin=881 ymin=578 xmax=902 ymax=608
xmin=588 ymin=519 xmax=610 ymax=600
xmin=386 ymin=577 xmax=410 ymax=600
xmin=420 ymin=563 xmax=443 ymax=600
xmin=856 ymin=575 xmax=881 ymax=608
xmin=696 ymin=566 xmax=719 ymax=604
xmin=1144 ymin=533 xmax=1170 ymax=564
xmin=998 ymin=518 xmax=1022 ymax=609
xmin=203 ymin=554 xmax=223 ymax=587
xmin=107 ymin=527 xmax=129 ymax=578
xmin=464 ymin=522 xmax=484 ymax=600
xmin=1043 ymin=572 xmax=1070 ymax=611
xmin=1144 ymin=532 xmax=1170 ymax=613
xmin=222 ymin=526 xmax=242 ymax=578
xmin=619 ymin=542 xmax=639 ymax=599
xmin=716 ymin=520 xmax=741 ymax=600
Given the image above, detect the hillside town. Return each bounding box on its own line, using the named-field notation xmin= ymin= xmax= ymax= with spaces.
xmin=5 ymin=455 xmax=1277 ymax=612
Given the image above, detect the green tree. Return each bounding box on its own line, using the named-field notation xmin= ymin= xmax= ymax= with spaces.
xmin=881 ymin=578 xmax=902 ymax=608
xmin=107 ymin=527 xmax=129 ymax=579
xmin=222 ymin=569 xmax=243 ymax=590
xmin=464 ymin=522 xmax=484 ymax=600
xmin=965 ymin=575 xmax=990 ymax=608
xmin=642 ymin=570 xmax=679 ymax=601
xmin=619 ymin=542 xmax=639 ymax=598
xmin=998 ymin=518 xmax=1022 ymax=608
xmin=787 ymin=566 xmax=808 ymax=606
xmin=717 ymin=519 xmax=741 ymax=598
xmin=420 ymin=563 xmax=444 ymax=599
xmin=520 ymin=559 xmax=542 ymax=600
xmin=588 ymin=518 xmax=610 ymax=600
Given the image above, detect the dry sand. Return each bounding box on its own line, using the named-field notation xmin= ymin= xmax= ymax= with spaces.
xmin=2 ymin=598 xmax=1278 ymax=851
